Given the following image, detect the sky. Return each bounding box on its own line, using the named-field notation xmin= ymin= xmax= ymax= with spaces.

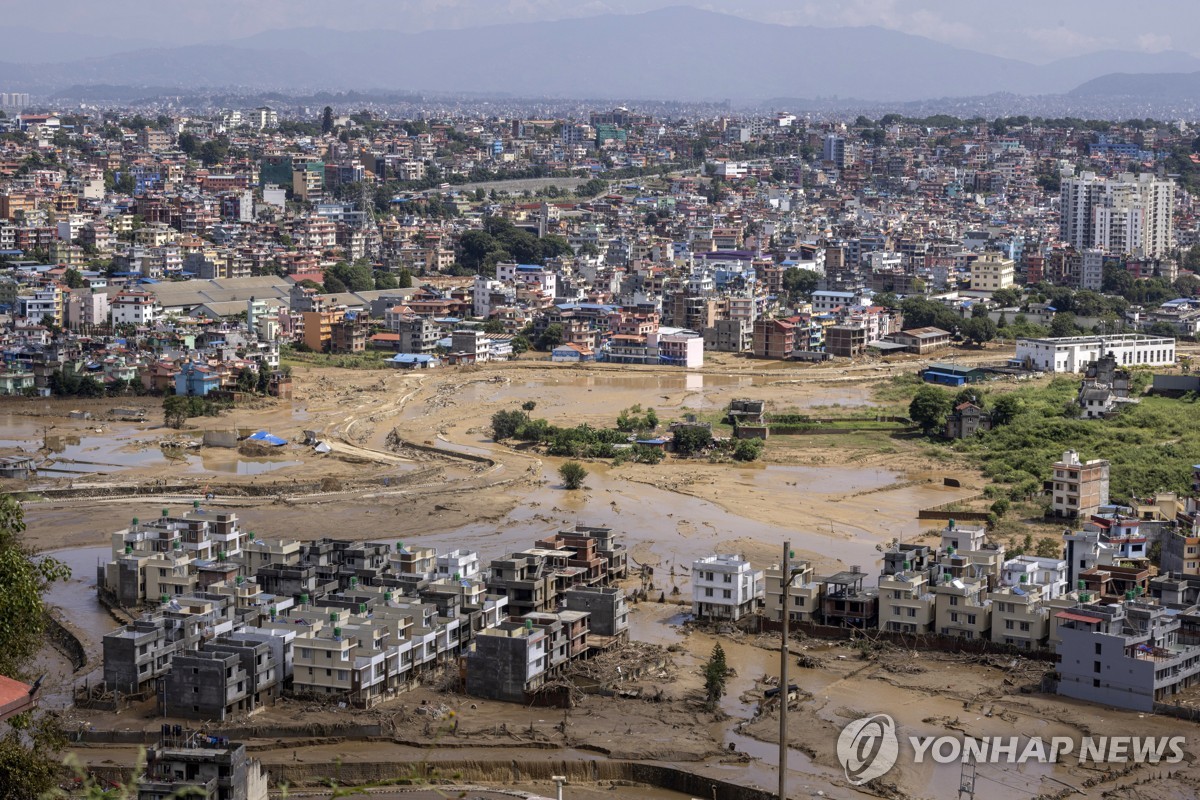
xmin=12 ymin=0 xmax=1199 ymax=64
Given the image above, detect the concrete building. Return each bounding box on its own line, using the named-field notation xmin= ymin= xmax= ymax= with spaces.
xmin=1050 ymin=450 xmax=1110 ymax=519
xmin=138 ymin=729 xmax=269 ymax=800
xmin=1016 ymin=334 xmax=1174 ymax=374
xmin=825 ymin=324 xmax=867 ymax=358
xmin=111 ymin=290 xmax=161 ymax=327
xmin=563 ymin=586 xmax=629 ymax=639
xmin=1056 ymin=601 xmax=1200 ymax=712
xmin=465 ymin=621 xmax=548 ymax=703
xmin=969 ymin=253 xmax=1015 ymax=292
xmin=878 ymin=568 xmax=936 ymax=634
xmin=1061 ymin=171 xmax=1175 ymax=258
xmin=764 ymin=561 xmax=823 ymax=624
xmin=691 ymin=555 xmax=764 ymax=621
xmin=1001 ymin=555 xmax=1069 ymax=599
xmin=933 ymin=576 xmax=992 ymax=640
xmin=987 ymin=585 xmax=1052 ymax=651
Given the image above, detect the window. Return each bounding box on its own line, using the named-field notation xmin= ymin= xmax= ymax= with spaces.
xmin=723 ymin=574 xmax=733 ymax=583
xmin=1095 ymin=643 xmax=1102 ymax=655
xmin=967 ymin=615 xmax=976 ymax=625
xmin=704 ymin=588 xmax=713 ymax=597
xmin=907 ymin=608 xmax=916 ymax=617
xmin=723 ymin=589 xmax=732 ymax=599
xmin=949 ymin=596 xmax=958 ymax=606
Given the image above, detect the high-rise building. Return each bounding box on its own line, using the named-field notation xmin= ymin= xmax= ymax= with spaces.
xmin=1059 ymin=171 xmax=1174 ymax=258
xmin=822 ymin=134 xmax=846 ymax=170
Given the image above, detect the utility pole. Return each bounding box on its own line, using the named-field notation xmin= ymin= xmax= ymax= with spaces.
xmin=779 ymin=540 xmax=789 ymax=800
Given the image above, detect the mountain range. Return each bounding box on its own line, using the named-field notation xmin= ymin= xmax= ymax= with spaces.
xmin=5 ymin=7 xmax=1200 ymax=103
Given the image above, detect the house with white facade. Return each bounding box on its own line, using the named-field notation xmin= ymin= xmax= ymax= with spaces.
xmin=691 ymin=555 xmax=765 ymax=621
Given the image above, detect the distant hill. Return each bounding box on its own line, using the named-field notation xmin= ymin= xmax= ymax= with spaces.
xmin=1070 ymin=70 xmax=1200 ymax=100
xmin=3 ymin=8 xmax=1200 ymax=102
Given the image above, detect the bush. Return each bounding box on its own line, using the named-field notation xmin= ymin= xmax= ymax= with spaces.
xmin=989 ymin=498 xmax=1011 ymax=518
xmin=732 ymin=438 xmax=765 ymax=462
xmin=559 ymin=461 xmax=588 ymax=489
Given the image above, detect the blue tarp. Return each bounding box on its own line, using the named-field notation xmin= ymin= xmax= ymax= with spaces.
xmin=247 ymin=431 xmax=287 ymax=446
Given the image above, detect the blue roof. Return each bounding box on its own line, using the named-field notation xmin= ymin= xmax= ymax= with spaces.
xmin=390 ymin=353 xmax=436 ymax=363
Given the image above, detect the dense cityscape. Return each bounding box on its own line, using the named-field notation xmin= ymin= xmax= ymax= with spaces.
xmin=9 ymin=4 xmax=1200 ymax=800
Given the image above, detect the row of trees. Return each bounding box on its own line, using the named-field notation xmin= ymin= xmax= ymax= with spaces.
xmin=908 ymin=385 xmax=1022 ymax=435
xmin=456 ymin=216 xmax=574 ymax=275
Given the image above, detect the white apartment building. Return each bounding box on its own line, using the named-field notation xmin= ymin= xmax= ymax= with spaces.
xmin=1001 ymin=555 xmax=1069 ymax=599
xmin=111 ymin=290 xmax=162 ymax=326
xmin=653 ymin=329 xmax=704 ymax=368
xmin=1060 ymin=171 xmax=1175 ymax=258
xmin=692 ymin=555 xmax=765 ymax=621
xmin=16 ymin=285 xmax=61 ymax=325
xmin=436 ymin=549 xmax=481 ymax=580
xmin=1015 ymin=334 xmax=1174 ymax=373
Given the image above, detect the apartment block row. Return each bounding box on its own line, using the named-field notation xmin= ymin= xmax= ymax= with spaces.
xmin=95 ymin=508 xmax=631 ymax=715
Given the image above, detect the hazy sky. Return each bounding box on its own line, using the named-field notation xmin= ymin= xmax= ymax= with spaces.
xmin=15 ymin=0 xmax=1198 ymax=63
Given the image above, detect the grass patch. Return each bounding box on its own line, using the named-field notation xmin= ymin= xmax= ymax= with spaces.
xmin=941 ymin=377 xmax=1200 ymax=502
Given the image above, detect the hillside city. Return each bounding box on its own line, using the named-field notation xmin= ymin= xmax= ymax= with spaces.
xmin=7 ymin=72 xmax=1200 ymax=800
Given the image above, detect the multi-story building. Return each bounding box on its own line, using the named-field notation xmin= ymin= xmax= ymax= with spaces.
xmin=878 ymin=568 xmax=936 ymax=634
xmin=1060 ymin=171 xmax=1175 ymax=258
xmin=691 ymin=555 xmax=764 ymax=621
xmin=1050 ymin=450 xmax=1110 ymax=519
xmin=111 ymin=290 xmax=161 ymax=327
xmin=763 ymin=561 xmax=823 ymax=624
xmin=968 ymin=252 xmax=1015 ymax=292
xmin=1015 ymin=334 xmax=1174 ymax=373
xmin=1056 ymin=601 xmax=1200 ymax=712
xmin=138 ymin=729 xmax=269 ymax=800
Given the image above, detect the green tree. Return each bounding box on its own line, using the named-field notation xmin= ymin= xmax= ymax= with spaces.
xmin=178 ymin=131 xmax=198 ymax=155
xmin=491 ymin=409 xmax=530 ymax=441
xmin=374 ymin=271 xmax=398 ymax=290
xmin=163 ymin=395 xmax=188 ymax=428
xmin=322 ymin=273 xmax=348 ymax=294
xmin=959 ymin=316 xmax=997 ymax=345
xmin=909 ymin=385 xmax=952 ymax=434
xmin=704 ymin=643 xmax=728 ymax=707
xmin=991 ymin=287 xmax=1022 ymax=308
xmin=0 ymin=495 xmax=72 ymax=798
xmin=536 ymin=323 xmax=564 ymax=351
xmin=63 ymin=268 xmax=85 ymax=289
xmin=558 ymin=461 xmax=588 ymax=490
xmin=397 ymin=268 xmax=414 ymax=289
xmin=1049 ymin=312 xmax=1081 ymax=338
xmin=321 ymin=106 xmax=335 ymax=134
xmin=482 ymin=319 xmax=506 ymax=334
xmin=672 ymin=425 xmax=713 ymax=456
xmin=781 ymin=267 xmax=820 ymax=301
